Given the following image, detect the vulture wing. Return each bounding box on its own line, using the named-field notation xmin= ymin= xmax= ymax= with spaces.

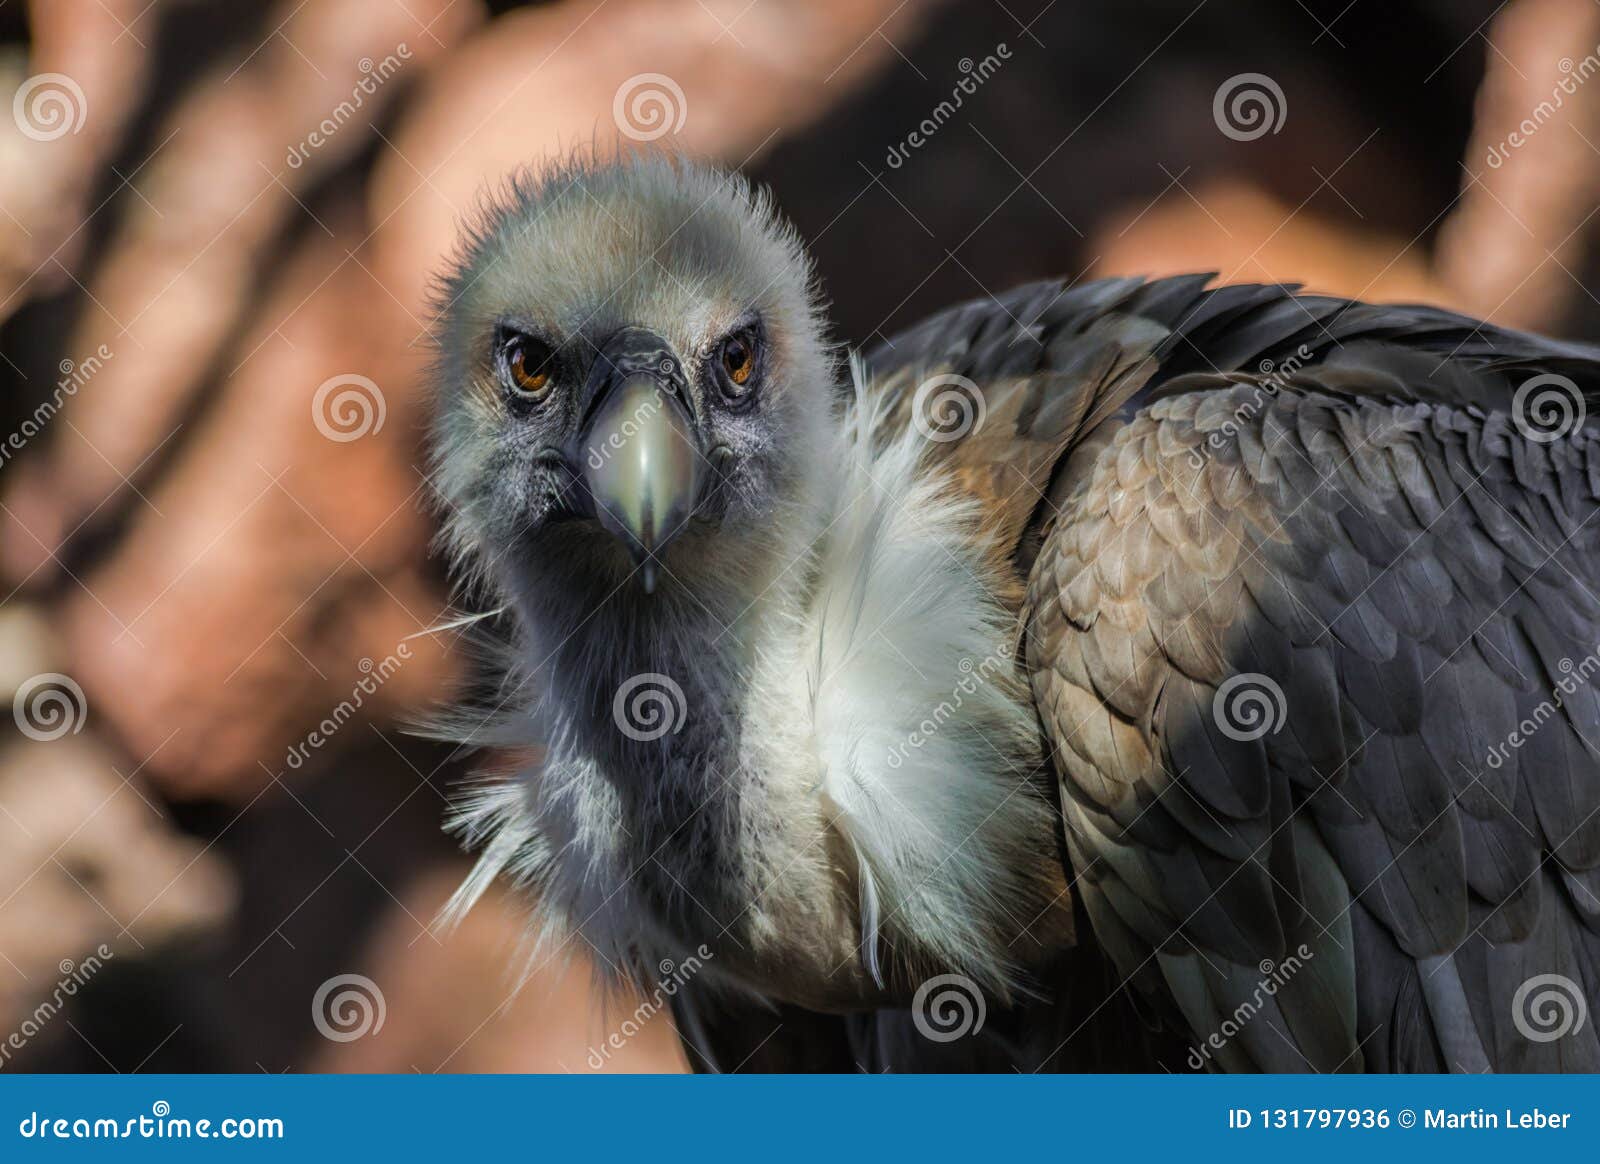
xmin=917 ymin=275 xmax=1600 ymax=1072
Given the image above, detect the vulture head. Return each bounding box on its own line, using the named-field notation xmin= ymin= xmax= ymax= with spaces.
xmin=430 ymin=153 xmax=1068 ymax=1011
xmin=431 ymin=154 xmax=834 ymax=604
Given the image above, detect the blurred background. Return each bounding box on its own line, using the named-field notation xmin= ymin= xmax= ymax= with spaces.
xmin=0 ymin=0 xmax=1596 ymax=1072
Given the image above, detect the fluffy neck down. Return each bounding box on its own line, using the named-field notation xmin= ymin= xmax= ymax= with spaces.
xmin=446 ymin=372 xmax=1064 ymax=1008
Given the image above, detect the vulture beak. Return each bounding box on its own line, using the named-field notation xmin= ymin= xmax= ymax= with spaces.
xmin=580 ymin=328 xmax=704 ymax=593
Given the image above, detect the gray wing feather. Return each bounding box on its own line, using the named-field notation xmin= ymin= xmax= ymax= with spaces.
xmin=912 ymin=275 xmax=1600 ymax=1073
xmin=1028 ymin=356 xmax=1600 ymax=1071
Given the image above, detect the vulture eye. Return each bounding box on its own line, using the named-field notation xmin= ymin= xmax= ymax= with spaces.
xmin=503 ymin=334 xmax=555 ymax=405
xmin=717 ymin=329 xmax=760 ymax=399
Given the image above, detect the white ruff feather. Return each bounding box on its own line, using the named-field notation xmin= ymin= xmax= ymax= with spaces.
xmin=760 ymin=361 xmax=1051 ymax=990
xmin=445 ymin=361 xmax=1054 ymax=1000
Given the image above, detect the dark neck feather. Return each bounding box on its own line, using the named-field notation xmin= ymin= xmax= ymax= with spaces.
xmin=510 ymin=558 xmax=761 ymax=946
